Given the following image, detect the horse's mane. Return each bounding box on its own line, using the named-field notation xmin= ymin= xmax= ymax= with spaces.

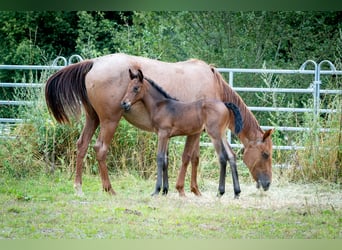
xmin=211 ymin=67 xmax=264 ymax=134
xmin=144 ymin=77 xmax=179 ymax=101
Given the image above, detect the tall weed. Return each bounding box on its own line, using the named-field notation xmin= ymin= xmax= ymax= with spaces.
xmin=288 ymin=96 xmax=341 ymax=183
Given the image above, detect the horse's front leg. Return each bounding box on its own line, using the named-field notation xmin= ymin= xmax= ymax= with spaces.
xmin=74 ymin=114 xmax=99 ymax=196
xmin=152 ymin=134 xmax=169 ymax=196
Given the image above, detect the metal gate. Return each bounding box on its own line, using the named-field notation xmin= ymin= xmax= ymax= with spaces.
xmin=218 ymin=60 xmax=342 ymax=150
xmin=1 ymin=56 xmax=341 ymax=151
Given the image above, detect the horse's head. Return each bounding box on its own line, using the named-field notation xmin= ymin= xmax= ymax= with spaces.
xmin=121 ymin=68 xmax=145 ymax=111
xmin=242 ymin=128 xmax=274 ymax=191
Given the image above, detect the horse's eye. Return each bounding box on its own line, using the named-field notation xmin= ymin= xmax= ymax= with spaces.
xmin=133 ymin=86 xmax=140 ymax=93
xmin=262 ymin=152 xmax=270 ymax=159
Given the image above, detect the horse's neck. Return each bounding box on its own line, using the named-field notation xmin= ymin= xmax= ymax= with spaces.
xmin=225 ymin=88 xmax=264 ymax=145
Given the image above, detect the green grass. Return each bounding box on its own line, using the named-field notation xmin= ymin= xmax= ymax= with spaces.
xmin=0 ymin=172 xmax=341 ymax=239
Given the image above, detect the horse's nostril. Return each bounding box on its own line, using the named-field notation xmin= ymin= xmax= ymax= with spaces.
xmin=263 ymin=181 xmax=270 ymax=191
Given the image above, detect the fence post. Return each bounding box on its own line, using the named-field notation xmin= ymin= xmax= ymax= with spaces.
xmin=52 ymin=56 xmax=68 ymax=67
xmin=68 ymin=54 xmax=83 ymax=65
xmin=227 ymin=71 xmax=234 ymax=145
xmin=299 ymin=60 xmax=318 ymax=117
xmin=315 ymin=60 xmax=337 ymax=117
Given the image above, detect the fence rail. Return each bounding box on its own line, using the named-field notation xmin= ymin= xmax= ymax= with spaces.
xmin=1 ymin=56 xmax=341 ymax=151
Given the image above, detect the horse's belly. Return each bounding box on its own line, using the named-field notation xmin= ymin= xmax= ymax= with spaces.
xmin=122 ymin=102 xmax=154 ymax=132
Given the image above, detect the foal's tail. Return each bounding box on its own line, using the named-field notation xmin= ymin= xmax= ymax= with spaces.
xmin=45 ymin=60 xmax=96 ymax=124
xmin=224 ymin=102 xmax=243 ymax=134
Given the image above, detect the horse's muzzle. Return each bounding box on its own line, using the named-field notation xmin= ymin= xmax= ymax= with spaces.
xmin=257 ymin=180 xmax=271 ymax=191
xmin=256 ymin=174 xmax=271 ymax=191
xmin=120 ymin=101 xmax=131 ymax=111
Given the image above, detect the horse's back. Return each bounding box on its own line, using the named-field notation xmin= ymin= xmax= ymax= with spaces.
xmin=85 ymin=53 xmax=221 ymax=130
xmin=88 ymin=53 xmax=218 ymax=99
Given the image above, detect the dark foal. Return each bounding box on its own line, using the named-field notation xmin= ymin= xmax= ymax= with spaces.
xmin=121 ymin=69 xmax=243 ymax=198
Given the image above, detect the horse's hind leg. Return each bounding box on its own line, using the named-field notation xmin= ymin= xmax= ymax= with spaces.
xmin=74 ymin=114 xmax=99 ymax=196
xmin=175 ymin=134 xmax=201 ymax=196
xmin=94 ymin=118 xmax=120 ymax=195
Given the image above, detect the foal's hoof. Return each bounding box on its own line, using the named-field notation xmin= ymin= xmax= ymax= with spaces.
xmin=216 ymin=192 xmax=224 ymax=198
xmin=234 ymin=189 xmax=241 ymax=199
xmin=151 ymin=191 xmax=159 ymax=197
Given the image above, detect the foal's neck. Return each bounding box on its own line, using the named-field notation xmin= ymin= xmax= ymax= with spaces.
xmin=142 ymin=81 xmax=171 ymax=113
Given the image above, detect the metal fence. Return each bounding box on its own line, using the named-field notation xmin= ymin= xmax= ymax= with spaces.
xmin=1 ymin=56 xmax=341 ymax=151
xmin=217 ymin=59 xmax=342 ymax=150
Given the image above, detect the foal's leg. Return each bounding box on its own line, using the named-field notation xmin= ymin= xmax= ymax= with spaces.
xmin=74 ymin=114 xmax=99 ymax=196
xmin=153 ymin=134 xmax=170 ymax=196
xmin=211 ymin=139 xmax=228 ymax=197
xmin=94 ymin=118 xmax=120 ymax=195
xmin=222 ymin=139 xmax=241 ymax=198
xmin=175 ymin=134 xmax=201 ymax=196
xmin=190 ymin=135 xmax=201 ymax=196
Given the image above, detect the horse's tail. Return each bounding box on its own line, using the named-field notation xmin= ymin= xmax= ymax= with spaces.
xmin=45 ymin=60 xmax=96 ymax=124
xmin=224 ymin=102 xmax=243 ymax=135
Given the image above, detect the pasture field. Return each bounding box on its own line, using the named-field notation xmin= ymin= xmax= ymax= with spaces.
xmin=0 ymin=172 xmax=341 ymax=239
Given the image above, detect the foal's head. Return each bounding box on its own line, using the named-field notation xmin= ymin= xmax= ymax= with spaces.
xmin=243 ymin=129 xmax=274 ymax=191
xmin=121 ymin=69 xmax=146 ymax=111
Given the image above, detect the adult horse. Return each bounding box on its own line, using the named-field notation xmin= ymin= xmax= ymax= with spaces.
xmin=45 ymin=53 xmax=274 ymax=196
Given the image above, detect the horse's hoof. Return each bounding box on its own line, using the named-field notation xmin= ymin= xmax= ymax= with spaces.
xmin=193 ymin=191 xmax=202 ymax=197
xmin=191 ymin=187 xmax=202 ymax=196
xmin=74 ymin=183 xmax=84 ymax=197
xmin=234 ymin=194 xmax=240 ymax=199
xmin=75 ymin=191 xmax=84 ymax=197
xmin=108 ymin=189 xmax=116 ymax=195
xmin=104 ymin=187 xmax=116 ymax=195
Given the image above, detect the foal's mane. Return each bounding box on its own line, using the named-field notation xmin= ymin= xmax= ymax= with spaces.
xmin=144 ymin=77 xmax=179 ymax=101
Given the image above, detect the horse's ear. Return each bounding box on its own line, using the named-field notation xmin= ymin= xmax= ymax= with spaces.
xmin=129 ymin=69 xmax=135 ymax=80
xmin=263 ymin=128 xmax=274 ymax=142
xmin=137 ymin=69 xmax=144 ymax=82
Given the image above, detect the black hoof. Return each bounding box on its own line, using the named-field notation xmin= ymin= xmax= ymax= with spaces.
xmin=217 ymin=192 xmax=224 ymax=198
xmin=151 ymin=191 xmax=160 ymax=197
